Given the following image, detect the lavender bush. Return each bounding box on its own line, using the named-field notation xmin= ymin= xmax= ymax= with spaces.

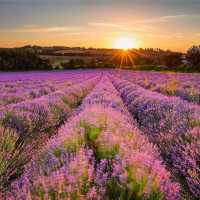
xmin=114 ymin=70 xmax=200 ymax=104
xmin=6 ymin=77 xmax=180 ymax=200
xmin=110 ymin=74 xmax=200 ymax=199
xmin=0 ymin=74 xmax=99 ymax=193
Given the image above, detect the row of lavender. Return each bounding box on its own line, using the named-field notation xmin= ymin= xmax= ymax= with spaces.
xmin=0 ymin=70 xmax=95 ymax=106
xmin=114 ymin=70 xmax=200 ymax=104
xmin=6 ymin=77 xmax=180 ymax=200
xmin=110 ymin=74 xmax=200 ymax=199
xmin=0 ymin=73 xmax=100 ymax=193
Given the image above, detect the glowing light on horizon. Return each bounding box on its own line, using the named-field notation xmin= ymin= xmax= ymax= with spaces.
xmin=113 ymin=36 xmax=138 ymax=50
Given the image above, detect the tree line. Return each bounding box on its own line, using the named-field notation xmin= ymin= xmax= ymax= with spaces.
xmin=0 ymin=48 xmax=51 ymax=71
xmin=0 ymin=45 xmax=200 ymax=72
xmin=59 ymin=45 xmax=200 ymax=72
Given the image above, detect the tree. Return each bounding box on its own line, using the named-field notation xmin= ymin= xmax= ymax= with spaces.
xmin=88 ymin=59 xmax=97 ymax=68
xmin=186 ymin=45 xmax=200 ymax=71
xmin=68 ymin=59 xmax=75 ymax=68
xmin=75 ymin=59 xmax=85 ymax=68
xmin=161 ymin=53 xmax=182 ymax=68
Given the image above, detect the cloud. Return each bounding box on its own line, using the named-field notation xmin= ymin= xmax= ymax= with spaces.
xmin=88 ymin=22 xmax=123 ymax=28
xmin=127 ymin=25 xmax=154 ymax=32
xmin=0 ymin=25 xmax=98 ymax=37
xmin=137 ymin=14 xmax=188 ymax=24
xmin=88 ymin=22 xmax=154 ymax=33
xmin=23 ymin=25 xmax=39 ymax=28
xmin=63 ymin=31 xmax=92 ymax=36
xmin=0 ymin=23 xmax=152 ymax=35
xmin=148 ymin=33 xmax=184 ymax=39
xmin=162 ymin=14 xmax=188 ymax=19
xmin=10 ymin=25 xmax=83 ymax=33
xmin=0 ymin=25 xmax=83 ymax=33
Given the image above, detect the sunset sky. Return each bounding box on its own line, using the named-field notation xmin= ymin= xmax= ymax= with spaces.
xmin=0 ymin=0 xmax=200 ymax=51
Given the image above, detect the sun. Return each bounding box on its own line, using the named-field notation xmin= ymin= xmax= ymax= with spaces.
xmin=114 ymin=36 xmax=138 ymax=50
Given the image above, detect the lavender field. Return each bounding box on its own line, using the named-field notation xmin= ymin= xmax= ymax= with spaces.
xmin=0 ymin=70 xmax=199 ymax=200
